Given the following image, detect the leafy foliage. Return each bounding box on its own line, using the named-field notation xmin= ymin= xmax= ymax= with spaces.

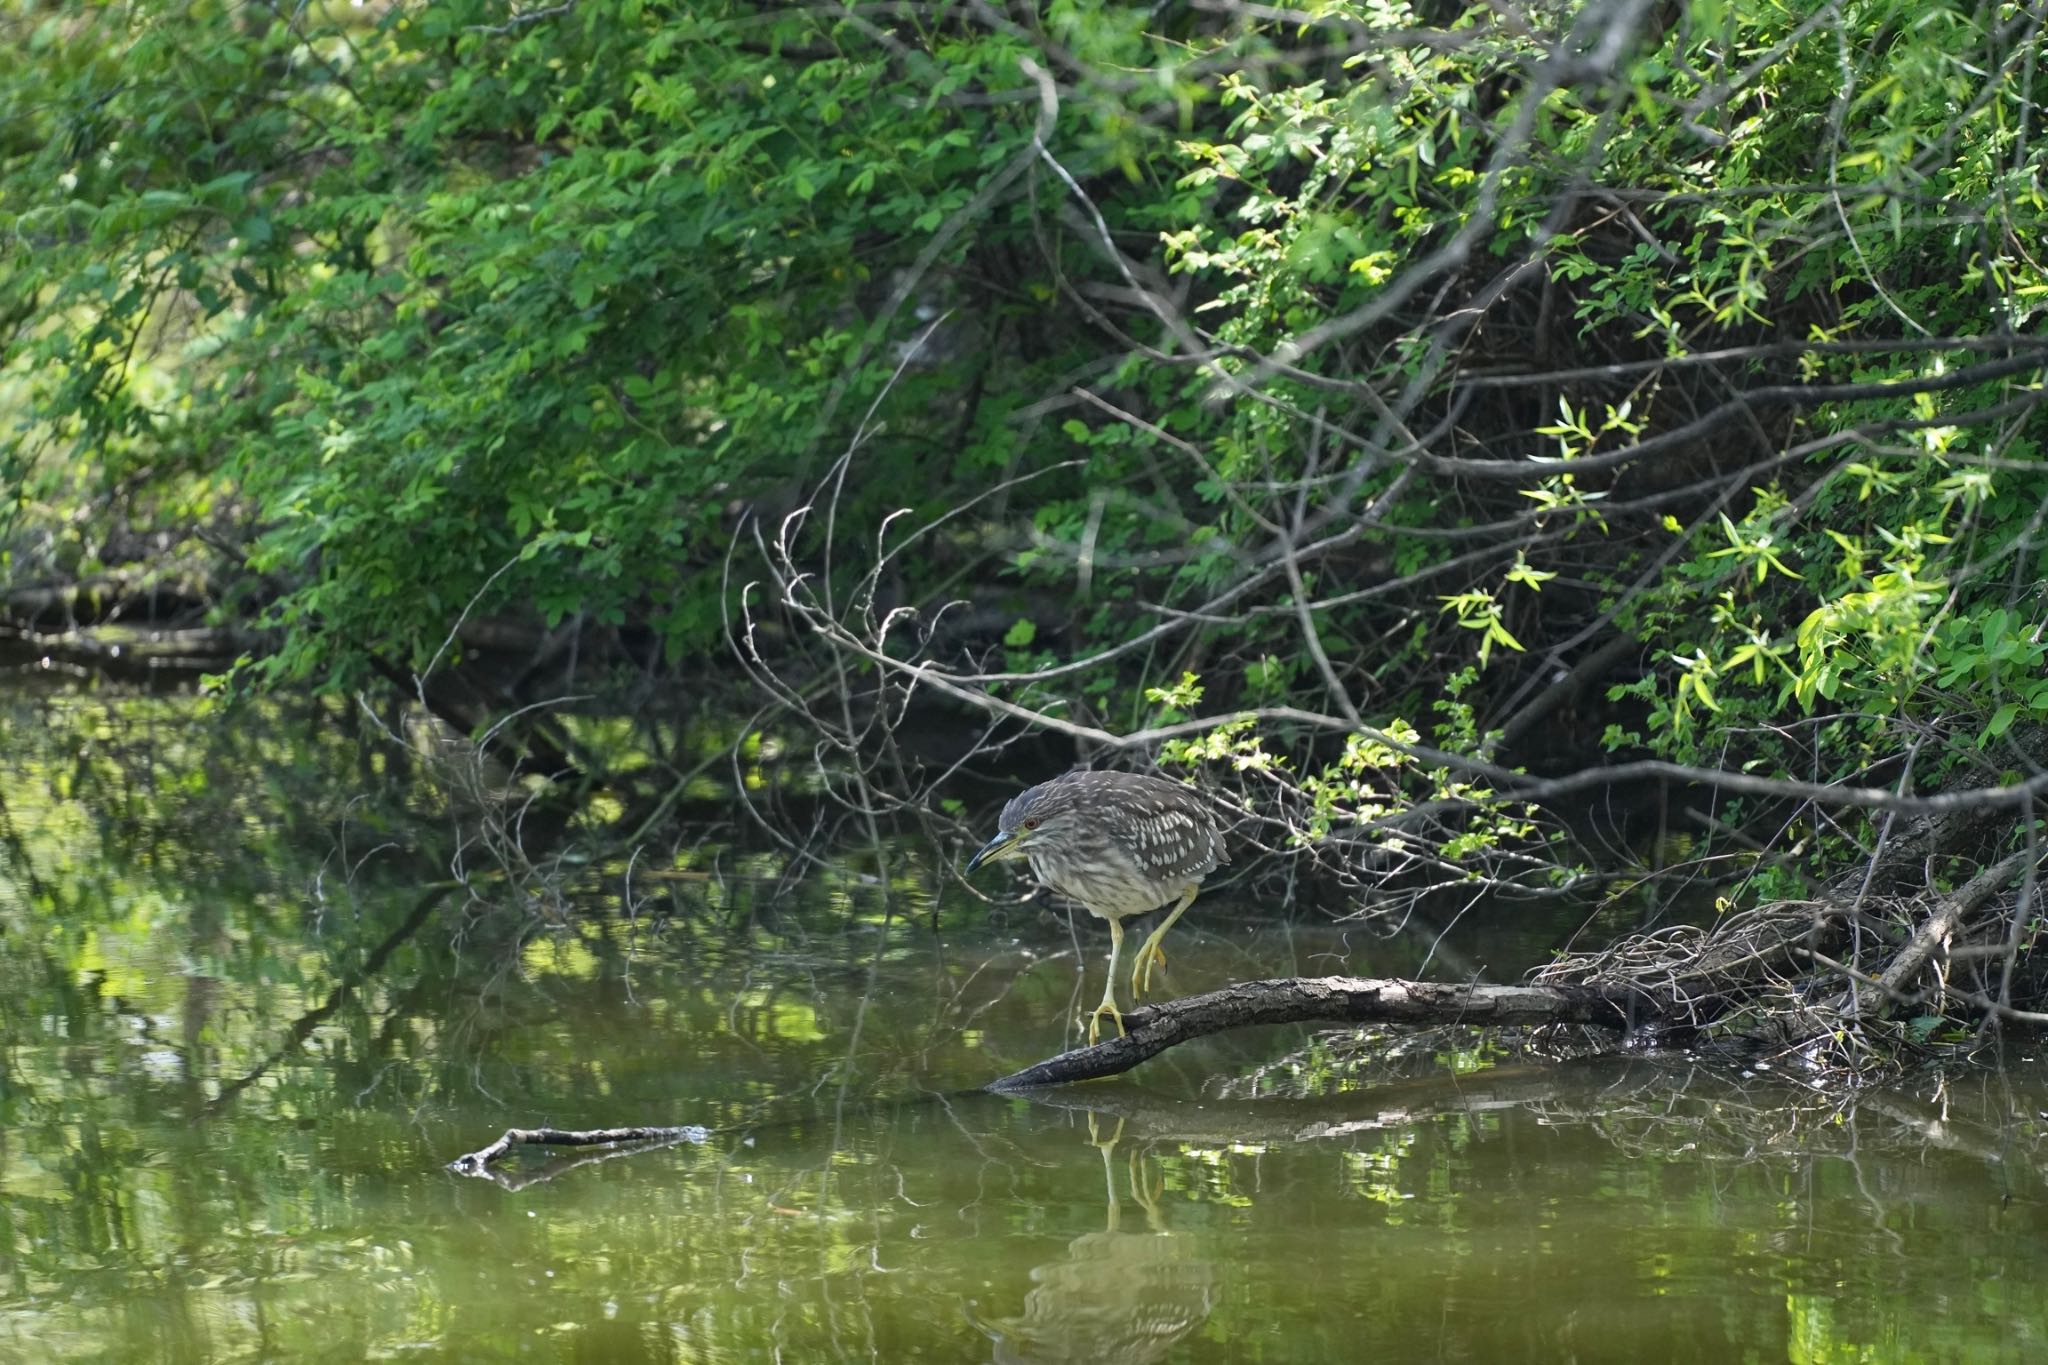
xmin=7 ymin=0 xmax=2048 ymax=894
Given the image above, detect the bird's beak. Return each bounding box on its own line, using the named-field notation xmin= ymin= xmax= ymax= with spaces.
xmin=965 ymin=829 xmax=1023 ymax=874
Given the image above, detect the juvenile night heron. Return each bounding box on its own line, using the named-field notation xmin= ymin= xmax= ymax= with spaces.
xmin=964 ymin=770 xmax=1228 ymax=1043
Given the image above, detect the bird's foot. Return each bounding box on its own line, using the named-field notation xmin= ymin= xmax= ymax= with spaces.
xmin=1086 ymin=1000 xmax=1126 ymax=1045
xmin=1130 ymin=943 xmax=1167 ymax=997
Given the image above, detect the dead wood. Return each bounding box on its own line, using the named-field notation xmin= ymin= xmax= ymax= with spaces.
xmin=982 ymin=975 xmax=1661 ymax=1091
xmin=1854 ymin=846 xmax=2042 ymax=1020
xmin=1530 ymin=900 xmax=1844 ymax=1014
xmin=0 ymin=623 xmax=254 ymax=675
xmin=447 ymin=1123 xmax=711 ymax=1177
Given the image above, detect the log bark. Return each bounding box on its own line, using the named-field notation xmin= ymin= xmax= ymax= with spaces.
xmin=982 ymin=975 xmax=1658 ymax=1092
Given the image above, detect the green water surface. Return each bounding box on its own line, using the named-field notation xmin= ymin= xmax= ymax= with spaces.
xmin=2 ymin=684 xmax=2044 ymax=1363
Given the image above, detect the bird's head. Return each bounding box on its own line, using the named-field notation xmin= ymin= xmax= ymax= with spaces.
xmin=963 ymin=776 xmax=1081 ymax=874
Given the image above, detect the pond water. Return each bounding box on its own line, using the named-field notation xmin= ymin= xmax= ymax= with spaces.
xmin=3 ymin=684 xmax=2046 ymax=1362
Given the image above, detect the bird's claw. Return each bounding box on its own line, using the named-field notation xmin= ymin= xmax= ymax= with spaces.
xmin=1130 ymin=944 xmax=1166 ymax=998
xmin=1086 ymin=1001 xmax=1126 ymax=1045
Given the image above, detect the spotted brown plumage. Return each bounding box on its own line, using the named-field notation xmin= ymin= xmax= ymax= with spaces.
xmin=965 ymin=770 xmax=1228 ymax=1043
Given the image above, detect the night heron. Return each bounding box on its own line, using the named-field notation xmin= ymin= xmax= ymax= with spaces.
xmin=964 ymin=770 xmax=1228 ymax=1043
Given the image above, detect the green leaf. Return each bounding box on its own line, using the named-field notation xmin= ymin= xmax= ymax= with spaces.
xmin=1003 ymin=618 xmax=1037 ymax=648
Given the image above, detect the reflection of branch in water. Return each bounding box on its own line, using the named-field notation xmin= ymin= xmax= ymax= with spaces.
xmin=1004 ymin=1056 xmax=2048 ymax=1186
xmin=1013 ymin=1059 xmax=1638 ymax=1146
xmin=445 ymin=1027 xmax=2044 ymax=1201
xmin=205 ymin=885 xmax=450 ymax=1117
xmin=966 ymin=1116 xmax=1218 ymax=1365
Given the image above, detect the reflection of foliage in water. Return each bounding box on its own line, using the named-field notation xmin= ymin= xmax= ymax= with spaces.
xmin=0 ymin=689 xmax=428 ymax=1113
xmin=1008 ymin=1058 xmax=2048 ymax=1365
xmin=0 ymin=685 xmax=972 ymax=1358
xmin=5 ymin=685 xmax=2048 ymax=1363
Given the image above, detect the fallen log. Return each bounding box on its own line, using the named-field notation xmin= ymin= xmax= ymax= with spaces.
xmin=447 ymin=1123 xmax=710 ymax=1177
xmin=983 ymin=975 xmax=1665 ymax=1091
xmin=0 ymin=623 xmax=256 ymax=675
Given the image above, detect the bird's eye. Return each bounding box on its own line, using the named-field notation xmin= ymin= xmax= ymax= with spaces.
xmin=1022 ymin=817 xmax=1040 ymax=830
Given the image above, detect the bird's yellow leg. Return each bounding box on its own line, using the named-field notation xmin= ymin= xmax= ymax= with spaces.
xmin=1087 ymin=918 xmax=1127 ymax=1044
xmin=1131 ymin=885 xmax=1198 ymax=998
xmin=1128 ymin=1149 xmax=1166 ymax=1230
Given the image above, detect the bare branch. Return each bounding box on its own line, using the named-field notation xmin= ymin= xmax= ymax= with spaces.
xmin=984 ymin=975 xmax=1659 ymax=1091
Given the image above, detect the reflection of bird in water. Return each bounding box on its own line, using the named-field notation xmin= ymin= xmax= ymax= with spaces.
xmin=967 ymin=1118 xmax=1219 ymax=1365
xmin=965 ymin=770 xmax=1228 ymax=1043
